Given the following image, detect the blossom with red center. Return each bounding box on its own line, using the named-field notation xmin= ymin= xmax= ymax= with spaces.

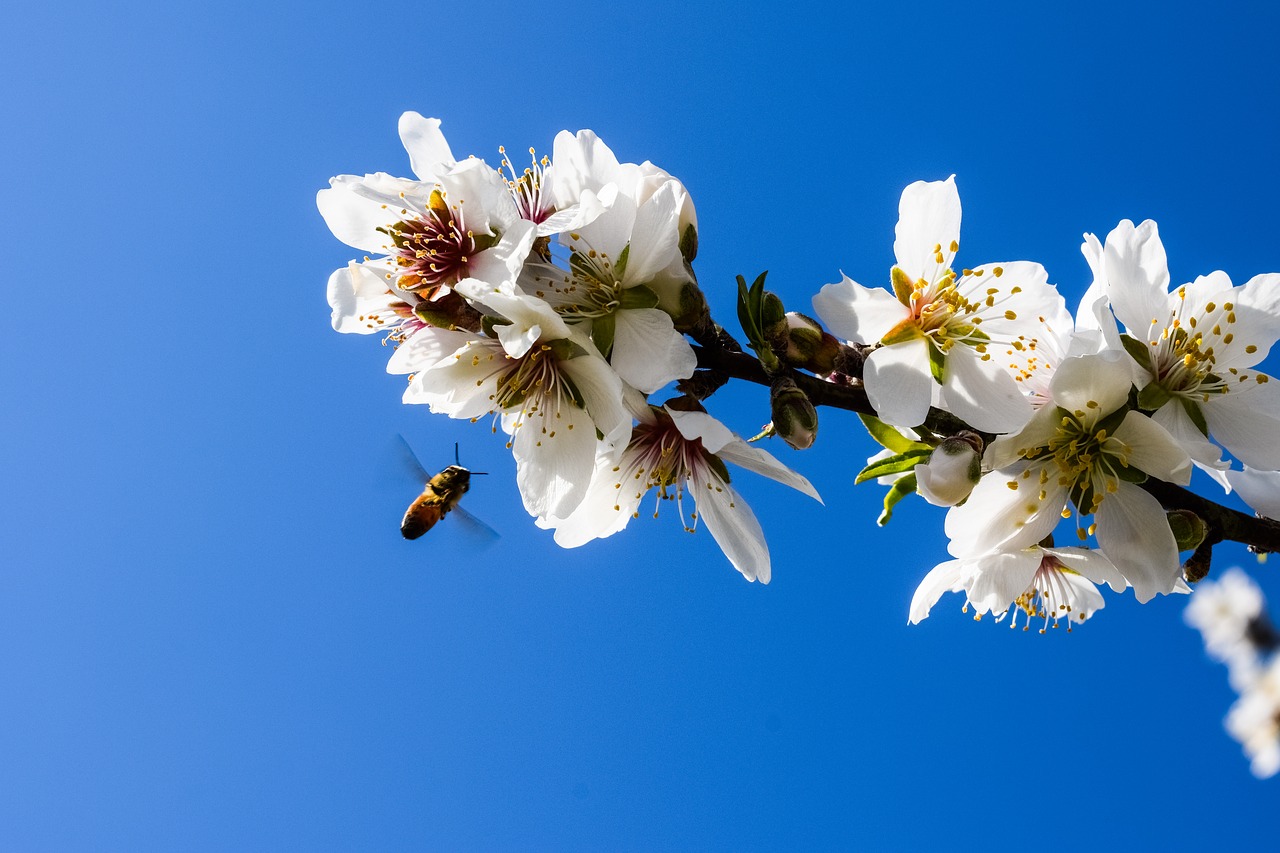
xmin=540 ymin=404 xmax=820 ymax=582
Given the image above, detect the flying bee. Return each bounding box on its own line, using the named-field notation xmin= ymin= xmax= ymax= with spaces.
xmin=396 ymin=437 xmax=497 ymax=541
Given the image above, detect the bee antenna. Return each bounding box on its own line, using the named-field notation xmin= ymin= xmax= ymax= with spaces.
xmin=471 ymin=471 xmax=489 ymax=476
xmin=455 ymin=442 xmax=461 ymax=466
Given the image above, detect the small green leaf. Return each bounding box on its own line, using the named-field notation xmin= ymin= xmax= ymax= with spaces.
xmin=1137 ymin=381 xmax=1172 ymax=411
xmin=879 ymin=472 xmax=918 ymax=525
xmin=858 ymin=414 xmax=924 ymax=454
xmin=1120 ymin=334 xmax=1155 ymax=374
xmin=1114 ymin=463 xmax=1149 ymax=484
xmin=736 ymin=275 xmax=759 ymax=341
xmin=855 ymin=449 xmax=932 ymax=484
xmin=619 ymin=284 xmax=659 ymax=310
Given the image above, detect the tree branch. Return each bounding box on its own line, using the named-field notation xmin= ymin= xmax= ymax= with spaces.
xmin=691 ymin=345 xmax=1280 ymax=558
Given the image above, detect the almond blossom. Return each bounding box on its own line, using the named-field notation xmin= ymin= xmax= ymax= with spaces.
xmin=812 ymin=176 xmax=1064 ymax=433
xmin=520 ymin=180 xmax=696 ymax=392
xmin=539 ymin=404 xmax=820 ymax=583
xmin=945 ymin=351 xmax=1192 ymax=603
xmin=393 ymin=280 xmax=631 ymax=520
xmin=910 ymin=544 xmax=1127 ymax=631
xmin=1089 ymin=219 xmax=1280 ymax=475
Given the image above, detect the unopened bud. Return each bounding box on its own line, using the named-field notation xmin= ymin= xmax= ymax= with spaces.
xmin=914 ymin=432 xmax=983 ymax=507
xmin=1168 ymin=510 xmax=1208 ymax=553
xmin=770 ymin=375 xmax=818 ymax=450
xmin=672 ymin=282 xmax=710 ymax=333
xmin=761 ymin=292 xmax=788 ymax=347
xmin=782 ymin=312 xmax=841 ymax=373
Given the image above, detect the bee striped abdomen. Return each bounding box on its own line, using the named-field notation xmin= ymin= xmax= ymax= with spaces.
xmin=400 ymin=466 xmax=471 ymax=539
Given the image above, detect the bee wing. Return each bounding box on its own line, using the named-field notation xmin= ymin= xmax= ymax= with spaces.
xmin=449 ymin=502 xmax=501 ymax=549
xmin=394 ymin=434 xmax=431 ymax=483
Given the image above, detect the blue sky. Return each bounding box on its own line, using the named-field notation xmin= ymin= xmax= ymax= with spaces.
xmin=4 ymin=1 xmax=1280 ymax=848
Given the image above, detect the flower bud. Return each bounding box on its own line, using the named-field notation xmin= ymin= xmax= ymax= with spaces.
xmin=1168 ymin=510 xmax=1209 ymax=553
xmin=672 ymin=281 xmax=710 ymax=333
xmin=770 ymin=375 xmax=818 ymax=450
xmin=761 ymin=292 xmax=788 ymax=347
xmin=414 ymin=291 xmax=484 ymax=332
xmin=914 ymin=432 xmax=983 ymax=506
xmin=782 ymin=312 xmax=841 ymax=373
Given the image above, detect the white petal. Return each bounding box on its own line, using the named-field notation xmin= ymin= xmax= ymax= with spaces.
xmin=939 ymin=345 xmax=1033 ymax=433
xmin=1111 ymin=411 xmax=1193 ymax=485
xmin=397 ymin=112 xmax=455 ymax=182
xmin=894 ymin=176 xmax=961 ymax=283
xmin=1049 ymin=351 xmax=1133 ymax=421
xmin=811 ymin=275 xmax=907 ymax=345
xmin=707 ymin=438 xmax=822 ymax=502
xmin=1045 ymin=546 xmax=1127 ymax=594
xmin=510 ymin=398 xmax=598 ymax=519
xmin=1205 ymin=383 xmax=1280 ymax=470
xmin=622 ymin=181 xmax=682 ymax=286
xmin=1095 ymin=483 xmax=1182 ymax=604
xmin=864 ymin=339 xmax=933 ymax=428
xmin=316 ymin=174 xmax=419 ymax=254
xmin=562 ymin=353 xmax=631 ymax=451
xmin=692 ymin=470 xmax=771 ymax=583
xmin=908 ymin=559 xmax=966 ymax=624
xmin=386 ymin=326 xmax=475 ymax=375
xmin=1103 ymin=219 xmax=1171 ymax=335
xmin=1226 ymin=467 xmax=1280 ymax=521
xmin=541 ymin=451 xmax=642 ymax=546
xmin=945 ymin=464 xmax=1066 ymax=558
xmin=965 ymin=550 xmax=1040 ymax=616
xmin=1149 ymin=403 xmax=1228 ymax=488
xmin=610 ymin=308 xmax=696 ymax=393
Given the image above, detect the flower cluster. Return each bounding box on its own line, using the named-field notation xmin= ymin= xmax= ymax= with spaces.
xmin=818 ymin=179 xmax=1280 ymax=627
xmin=319 ymin=114 xmax=1280 ymax=618
xmin=1185 ymin=569 xmax=1280 ymax=777
xmin=319 ymin=114 xmax=819 ymax=582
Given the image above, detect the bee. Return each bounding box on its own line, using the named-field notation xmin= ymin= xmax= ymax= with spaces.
xmin=397 ymin=437 xmax=495 ymax=541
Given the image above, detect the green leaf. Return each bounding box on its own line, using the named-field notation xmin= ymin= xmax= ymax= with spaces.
xmin=1120 ymin=334 xmax=1155 ymax=374
xmin=858 ymin=414 xmax=924 ymax=454
xmin=736 ymin=275 xmax=758 ymax=341
xmin=855 ymin=449 xmax=933 ymax=484
xmin=878 ymin=472 xmax=918 ymax=525
xmin=545 ymin=337 xmax=589 ymax=361
xmin=1181 ymin=397 xmax=1210 ymax=437
xmin=619 ymin=284 xmax=659 ymax=310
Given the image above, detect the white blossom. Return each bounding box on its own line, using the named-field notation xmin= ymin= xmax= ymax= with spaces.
xmin=910 ymin=545 xmax=1127 ymax=632
xmin=946 ymin=351 xmax=1192 ymax=603
xmin=813 ymin=176 xmax=1065 ymax=433
xmin=1226 ymin=655 xmax=1280 ymax=778
xmin=539 ymin=405 xmax=820 ymax=583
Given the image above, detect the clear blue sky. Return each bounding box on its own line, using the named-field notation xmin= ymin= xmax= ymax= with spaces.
xmin=4 ymin=1 xmax=1280 ymax=849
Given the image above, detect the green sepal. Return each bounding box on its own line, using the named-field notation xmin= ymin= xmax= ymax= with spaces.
xmin=856 ymin=448 xmax=933 ymax=484
xmin=480 ymin=315 xmax=510 ymax=338
xmin=858 ymin=414 xmax=923 ymax=454
xmin=559 ymin=370 xmax=586 ymax=410
xmin=591 ymin=313 xmax=617 ymax=359
xmin=891 ymin=266 xmax=915 ymax=306
xmin=613 ymin=243 xmax=630 ymax=282
xmin=619 ymin=284 xmax=659 ymax=310
xmin=880 ymin=318 xmax=920 ymax=346
xmin=1137 ymin=381 xmax=1172 ymax=412
xmin=1092 ymin=404 xmax=1131 ymax=439
xmin=1120 ymin=334 xmax=1155 ymax=374
xmin=927 ymin=339 xmax=947 ymax=385
xmin=545 ymin=337 xmax=589 ymax=362
xmin=1181 ymin=397 xmax=1210 ymax=437
xmin=878 ymin=472 xmax=918 ymax=526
